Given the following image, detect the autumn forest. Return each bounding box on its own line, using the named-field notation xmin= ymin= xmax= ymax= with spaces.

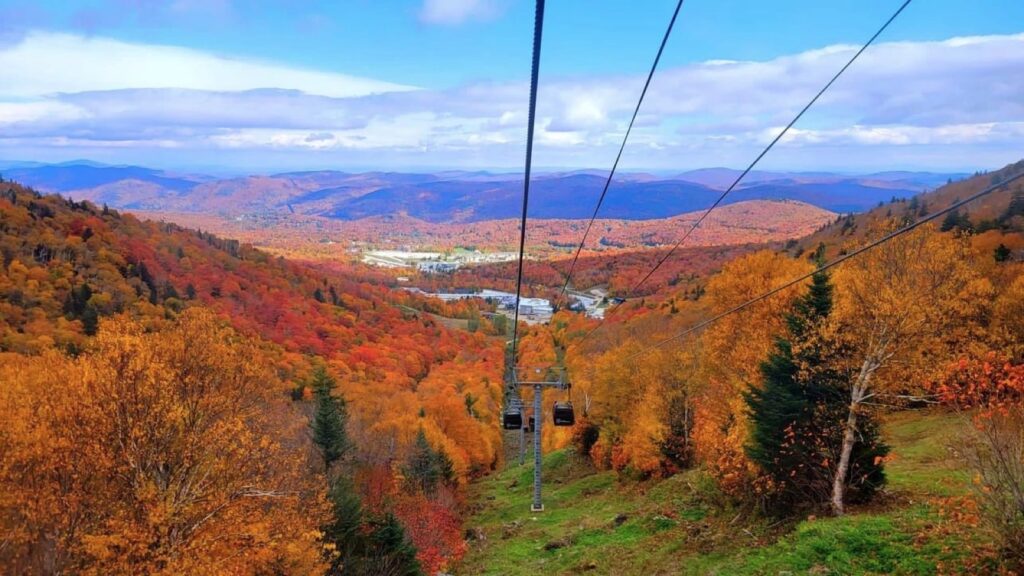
xmin=0 ymin=155 xmax=1022 ymax=575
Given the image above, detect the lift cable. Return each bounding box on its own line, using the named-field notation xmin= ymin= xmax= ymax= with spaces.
xmin=619 ymin=169 xmax=1024 ymax=363
xmin=559 ymin=0 xmax=686 ymax=297
xmin=572 ymin=0 xmax=914 ymax=347
xmin=510 ymin=0 xmax=546 ymax=363
xmin=628 ymin=0 xmax=914 ymax=295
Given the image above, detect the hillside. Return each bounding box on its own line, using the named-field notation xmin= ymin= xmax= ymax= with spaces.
xmin=801 ymin=160 xmax=1024 ymax=255
xmin=3 ymin=162 xmax=953 ymax=222
xmin=459 ymin=411 xmax=984 ymax=575
xmin=0 ymin=179 xmax=507 ymax=572
xmin=0 ymin=179 xmax=505 ymax=467
xmin=480 ymin=163 xmax=1024 ymax=574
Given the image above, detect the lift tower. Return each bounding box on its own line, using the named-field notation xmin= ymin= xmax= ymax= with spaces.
xmin=513 ymin=367 xmax=568 ymax=512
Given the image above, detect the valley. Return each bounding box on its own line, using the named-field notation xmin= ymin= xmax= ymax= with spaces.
xmin=133 ymin=198 xmax=835 ymax=259
xmin=3 ymin=4 xmax=1023 ymax=574
xmin=2 ymin=162 xmax=1022 ymax=575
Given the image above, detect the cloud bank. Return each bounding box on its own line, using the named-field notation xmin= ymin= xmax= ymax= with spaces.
xmin=1 ymin=30 xmax=1023 ymax=171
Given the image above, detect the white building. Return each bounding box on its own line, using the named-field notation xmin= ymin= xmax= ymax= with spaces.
xmin=417 ymin=261 xmax=459 ymax=274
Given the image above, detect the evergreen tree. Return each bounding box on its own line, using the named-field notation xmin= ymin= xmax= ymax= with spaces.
xmin=324 ymin=477 xmax=366 ymax=575
xmin=745 ymin=269 xmax=888 ymax=511
xmin=940 ymin=209 xmax=973 ymax=232
xmin=323 ymin=481 xmax=423 ymax=576
xmin=995 ymin=243 xmax=1012 ymax=263
xmin=164 ymin=282 xmax=179 ymax=299
xmin=362 ymin=514 xmax=422 ymax=576
xmin=435 ymin=447 xmax=456 ymax=486
xmin=64 ymin=282 xmax=92 ymax=317
xmin=311 ymin=366 xmax=352 ymax=472
xmin=81 ymin=304 xmax=99 ymax=336
xmin=402 ymin=428 xmax=441 ymax=495
xmin=1003 ymin=189 xmax=1024 ymax=223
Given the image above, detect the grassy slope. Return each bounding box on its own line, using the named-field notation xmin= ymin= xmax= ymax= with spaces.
xmin=458 ymin=411 xmax=990 ymax=575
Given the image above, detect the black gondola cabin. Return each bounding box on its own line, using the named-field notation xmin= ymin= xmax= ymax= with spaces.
xmin=503 ymin=408 xmax=523 ymax=430
xmin=553 ymin=401 xmax=575 ymax=426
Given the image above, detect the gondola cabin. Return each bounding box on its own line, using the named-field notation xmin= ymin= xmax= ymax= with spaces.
xmin=503 ymin=407 xmax=523 ymax=430
xmin=553 ymin=401 xmax=575 ymax=426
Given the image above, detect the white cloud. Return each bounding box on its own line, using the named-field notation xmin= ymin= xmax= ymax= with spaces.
xmin=1 ymin=30 xmax=1023 ymax=171
xmin=0 ymin=31 xmax=414 ymax=99
xmin=419 ymin=0 xmax=503 ymax=25
xmin=0 ymin=101 xmax=86 ymax=124
xmin=774 ymin=122 xmax=1024 ymax=147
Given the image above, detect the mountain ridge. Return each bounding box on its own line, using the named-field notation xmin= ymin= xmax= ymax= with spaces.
xmin=1 ymin=161 xmax=966 ymax=223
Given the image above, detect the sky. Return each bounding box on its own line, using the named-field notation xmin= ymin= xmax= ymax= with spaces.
xmin=0 ymin=0 xmax=1023 ymax=174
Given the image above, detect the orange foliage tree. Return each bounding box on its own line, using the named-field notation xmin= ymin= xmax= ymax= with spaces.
xmin=695 ymin=250 xmax=814 ymax=496
xmin=936 ymin=354 xmax=1024 ymax=566
xmin=0 ymin=309 xmax=327 ymax=575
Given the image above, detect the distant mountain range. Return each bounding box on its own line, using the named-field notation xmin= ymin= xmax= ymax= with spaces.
xmin=0 ymin=161 xmax=967 ymax=223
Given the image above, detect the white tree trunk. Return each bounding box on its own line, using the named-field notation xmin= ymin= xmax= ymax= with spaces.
xmin=831 ymin=357 xmax=877 ymax=516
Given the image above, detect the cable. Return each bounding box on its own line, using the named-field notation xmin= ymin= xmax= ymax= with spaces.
xmin=511 ymin=0 xmax=546 ymax=363
xmin=628 ymin=0 xmax=914 ymax=295
xmin=618 ymin=169 xmax=1024 ymax=362
xmin=559 ymin=0 xmax=686 ymax=297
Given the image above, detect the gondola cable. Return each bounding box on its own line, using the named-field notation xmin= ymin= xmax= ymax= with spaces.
xmin=575 ymin=0 xmax=914 ymax=346
xmin=559 ymin=0 xmax=687 ymax=297
xmin=510 ymin=0 xmax=546 ymax=364
xmin=629 ymin=0 xmax=914 ymax=295
xmin=620 ymin=169 xmax=1024 ymax=363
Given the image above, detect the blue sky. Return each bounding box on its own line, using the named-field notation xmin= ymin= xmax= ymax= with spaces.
xmin=1 ymin=0 xmax=1023 ymax=173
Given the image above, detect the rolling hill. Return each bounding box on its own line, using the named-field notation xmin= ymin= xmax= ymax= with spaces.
xmin=1 ymin=161 xmax=961 ymax=222
xmin=801 ymin=159 xmax=1024 ymax=253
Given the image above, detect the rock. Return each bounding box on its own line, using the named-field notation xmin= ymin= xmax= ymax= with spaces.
xmin=464 ymin=527 xmax=485 ymax=542
xmin=612 ymin=513 xmax=629 ymax=527
xmin=508 ymin=479 xmax=519 ymax=489
xmin=579 ymin=560 xmax=599 ymax=571
xmin=543 ymin=538 xmax=571 ymax=551
xmin=486 ymin=495 xmax=496 ymax=500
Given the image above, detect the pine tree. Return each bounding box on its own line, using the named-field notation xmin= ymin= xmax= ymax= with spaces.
xmin=363 ymin=514 xmax=422 ymax=576
xmin=311 ymin=366 xmax=352 ymax=472
xmin=323 ymin=481 xmax=423 ymax=576
xmin=324 ymin=477 xmax=366 ymax=575
xmin=402 ymin=428 xmax=441 ymax=495
xmin=940 ymin=209 xmax=973 ymax=232
xmin=1000 ymin=188 xmax=1024 ymax=227
xmin=435 ymin=447 xmax=456 ymax=486
xmin=745 ymin=269 xmax=888 ymax=511
xmin=995 ymin=243 xmax=1012 ymax=263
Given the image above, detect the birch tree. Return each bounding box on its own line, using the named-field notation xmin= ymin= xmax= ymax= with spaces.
xmin=828 ymin=225 xmax=989 ymax=514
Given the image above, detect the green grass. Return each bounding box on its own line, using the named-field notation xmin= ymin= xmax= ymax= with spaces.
xmin=882 ymin=410 xmax=971 ymax=497
xmin=457 ymin=410 xmax=987 ymax=575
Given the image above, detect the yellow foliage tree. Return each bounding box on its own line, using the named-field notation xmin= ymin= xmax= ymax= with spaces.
xmin=0 ymin=310 xmax=327 ymax=575
xmin=827 ymin=225 xmax=988 ymax=514
xmin=696 ymin=250 xmax=814 ymax=495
